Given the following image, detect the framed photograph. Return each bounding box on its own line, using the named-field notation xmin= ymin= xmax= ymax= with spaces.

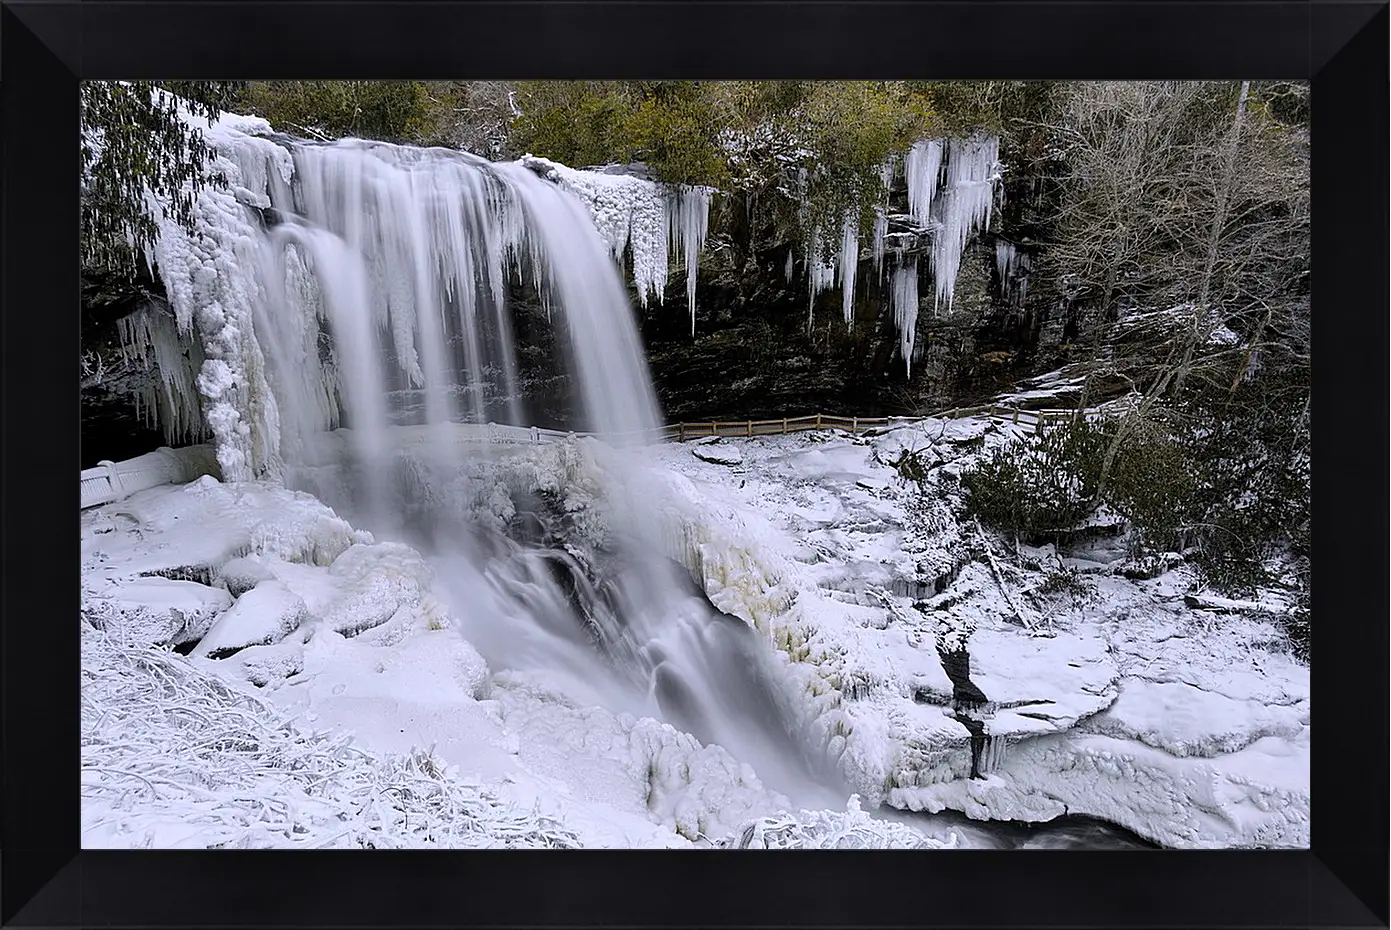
xmin=4 ymin=1 xmax=1385 ymax=926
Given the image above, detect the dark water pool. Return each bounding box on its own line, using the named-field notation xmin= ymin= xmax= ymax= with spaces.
xmin=887 ymin=809 xmax=1162 ymax=849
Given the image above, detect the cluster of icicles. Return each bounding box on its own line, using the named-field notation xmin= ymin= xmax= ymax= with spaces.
xmin=521 ymin=156 xmax=713 ymax=336
xmin=800 ymin=137 xmax=1002 ymax=377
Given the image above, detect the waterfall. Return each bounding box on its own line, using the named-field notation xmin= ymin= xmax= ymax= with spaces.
xmin=136 ymin=107 xmax=840 ymax=809
xmin=143 ymin=114 xmax=663 ymax=487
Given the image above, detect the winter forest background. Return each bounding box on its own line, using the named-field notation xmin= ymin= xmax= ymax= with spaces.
xmin=80 ymin=80 xmax=1310 ymax=850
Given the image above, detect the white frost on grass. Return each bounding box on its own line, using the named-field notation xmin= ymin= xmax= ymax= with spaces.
xmin=81 ymin=627 xmax=583 ymax=849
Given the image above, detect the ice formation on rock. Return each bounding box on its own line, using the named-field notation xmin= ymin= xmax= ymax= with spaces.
xmin=890 ymin=260 xmax=921 ymax=377
xmin=872 ymin=157 xmax=896 ymax=280
xmin=522 ymin=157 xmax=714 ymax=335
xmin=929 ymin=137 xmax=1001 ymax=310
xmin=805 ymin=229 xmax=838 ymax=328
xmin=115 ymin=304 xmax=207 ymax=445
xmin=994 ymin=239 xmax=1031 ymax=305
xmin=904 ymin=139 xmax=943 ymax=228
xmin=871 ymin=207 xmax=889 ymax=279
xmin=797 ymin=136 xmax=998 ymax=366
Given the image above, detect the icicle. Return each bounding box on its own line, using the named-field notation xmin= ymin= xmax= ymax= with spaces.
xmin=872 ymin=207 xmax=889 ymax=280
xmin=904 ymin=139 xmax=943 ymax=228
xmin=890 ymin=259 xmax=920 ymax=378
xmin=994 ymin=239 xmax=1031 ymax=305
xmin=994 ymin=240 xmax=1016 ymax=286
xmin=669 ymin=185 xmax=712 ymax=336
xmin=115 ymin=305 xmax=206 ymax=444
xmin=837 ymin=210 xmax=859 ymax=326
xmin=805 ymin=227 xmax=837 ymax=329
xmin=784 ymin=248 xmax=795 ymax=283
xmin=928 ymin=136 xmax=1001 ymax=311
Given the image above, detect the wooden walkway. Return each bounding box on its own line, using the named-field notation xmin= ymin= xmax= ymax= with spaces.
xmin=81 ymin=400 xmax=1131 ymax=509
xmin=658 ymin=400 xmax=1126 ymax=441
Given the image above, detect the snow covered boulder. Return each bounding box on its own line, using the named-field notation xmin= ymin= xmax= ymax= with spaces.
xmin=83 ymin=577 xmax=233 ymax=647
xmin=217 ymin=555 xmax=277 ymax=597
xmin=692 ymin=443 xmax=744 ymax=467
xmin=229 ymin=640 xmax=306 ymax=688
xmin=191 ymin=580 xmax=307 ymax=659
xmin=80 ymin=577 xmax=224 ymax=643
xmin=319 ymin=542 xmax=434 ymax=638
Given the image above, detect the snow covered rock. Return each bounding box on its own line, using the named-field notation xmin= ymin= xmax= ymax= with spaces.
xmin=1083 ymin=680 xmax=1307 ymax=758
xmin=319 ymin=542 xmax=435 ymax=638
xmin=192 ymin=580 xmax=307 ymax=659
xmin=218 ymin=555 xmax=277 ymax=597
xmin=83 ymin=576 xmax=233 ymax=647
xmin=692 ymin=443 xmax=744 ymax=466
xmin=229 ymin=640 xmax=306 ymax=688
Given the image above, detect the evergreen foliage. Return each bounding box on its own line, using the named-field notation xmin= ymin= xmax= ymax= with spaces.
xmin=81 ymin=81 xmax=247 ymax=275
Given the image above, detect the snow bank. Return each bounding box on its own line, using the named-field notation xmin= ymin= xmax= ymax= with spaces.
xmin=81 ymin=627 xmax=583 ymax=849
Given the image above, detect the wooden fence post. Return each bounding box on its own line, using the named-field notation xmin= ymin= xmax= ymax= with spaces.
xmin=747 ymin=420 xmax=752 ymax=438
xmin=782 ymin=418 xmax=788 ymax=434
xmin=852 ymin=416 xmax=858 ymax=435
xmin=816 ymin=413 xmax=822 ymax=429
xmin=1013 ymin=408 xmax=1020 ymax=424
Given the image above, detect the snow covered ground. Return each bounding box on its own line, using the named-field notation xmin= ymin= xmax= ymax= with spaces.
xmin=634 ymin=417 xmax=1310 ymax=849
xmin=80 ymin=415 xmax=1308 ymax=849
xmin=80 ymin=471 xmax=957 ymax=849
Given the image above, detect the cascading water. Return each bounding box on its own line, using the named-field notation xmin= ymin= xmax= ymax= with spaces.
xmin=143 ymin=109 xmax=839 ymax=808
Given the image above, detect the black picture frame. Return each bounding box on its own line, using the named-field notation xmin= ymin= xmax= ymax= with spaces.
xmin=4 ymin=2 xmax=1386 ymax=927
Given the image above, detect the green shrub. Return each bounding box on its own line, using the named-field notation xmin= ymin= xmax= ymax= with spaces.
xmin=960 ymin=419 xmax=1108 ymax=538
xmin=1105 ymin=415 xmax=1196 ymax=554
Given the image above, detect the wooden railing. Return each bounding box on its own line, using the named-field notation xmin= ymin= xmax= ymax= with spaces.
xmin=658 ymin=400 xmax=1125 ymax=442
xmin=81 ymin=400 xmax=1132 ymax=509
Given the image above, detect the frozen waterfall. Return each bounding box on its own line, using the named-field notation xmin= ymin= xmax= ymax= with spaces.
xmin=143 ymin=113 xmax=663 ymax=485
